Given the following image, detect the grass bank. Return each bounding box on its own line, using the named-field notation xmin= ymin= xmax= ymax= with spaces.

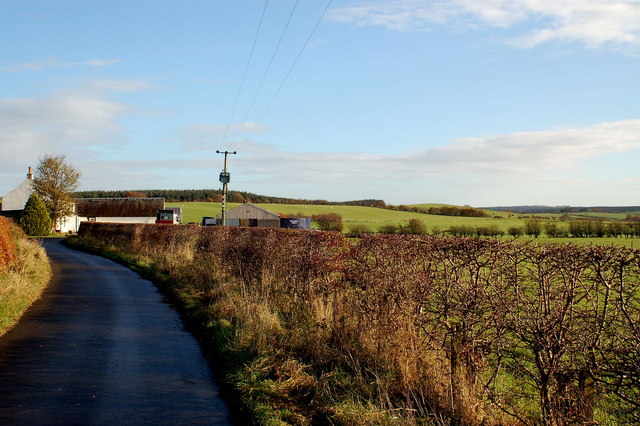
xmin=0 ymin=218 xmax=52 ymax=335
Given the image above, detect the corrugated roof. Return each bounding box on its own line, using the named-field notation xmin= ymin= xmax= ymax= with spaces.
xmin=218 ymin=202 xmax=280 ymax=220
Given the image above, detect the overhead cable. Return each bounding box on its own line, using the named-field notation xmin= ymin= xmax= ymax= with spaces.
xmin=247 ymin=0 xmax=333 ymax=140
xmin=220 ymin=0 xmax=269 ymax=145
xmin=231 ymin=0 xmax=300 ymax=144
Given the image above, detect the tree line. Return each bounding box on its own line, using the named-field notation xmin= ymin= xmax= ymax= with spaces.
xmin=386 ymin=204 xmax=490 ymax=217
xmin=73 ymin=189 xmax=385 ymax=207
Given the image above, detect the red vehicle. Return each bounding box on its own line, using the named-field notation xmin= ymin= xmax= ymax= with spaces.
xmin=155 ymin=208 xmax=182 ymax=225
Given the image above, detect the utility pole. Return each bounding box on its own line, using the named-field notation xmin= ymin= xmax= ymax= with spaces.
xmin=216 ymin=150 xmax=237 ymax=226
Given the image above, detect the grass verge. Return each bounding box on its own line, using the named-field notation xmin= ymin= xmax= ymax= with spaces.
xmin=0 ymin=220 xmax=52 ymax=336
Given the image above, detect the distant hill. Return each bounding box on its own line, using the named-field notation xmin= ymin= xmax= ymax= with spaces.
xmin=482 ymin=205 xmax=640 ymax=214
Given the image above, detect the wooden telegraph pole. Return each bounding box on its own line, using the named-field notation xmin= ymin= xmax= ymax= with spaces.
xmin=216 ymin=150 xmax=237 ymax=226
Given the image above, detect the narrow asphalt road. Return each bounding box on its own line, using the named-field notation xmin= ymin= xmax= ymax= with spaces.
xmin=0 ymin=239 xmax=231 ymax=425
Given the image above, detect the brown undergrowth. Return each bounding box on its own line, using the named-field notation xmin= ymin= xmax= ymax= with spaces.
xmin=0 ymin=217 xmax=17 ymax=270
xmin=72 ymin=222 xmax=640 ymax=425
xmin=0 ymin=218 xmax=51 ymax=335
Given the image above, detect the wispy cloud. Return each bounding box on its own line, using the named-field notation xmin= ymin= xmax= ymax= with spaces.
xmin=176 ymin=122 xmax=270 ymax=151
xmin=85 ymin=79 xmax=152 ymax=93
xmin=0 ymin=57 xmax=121 ymax=72
xmin=329 ymin=0 xmax=640 ymax=51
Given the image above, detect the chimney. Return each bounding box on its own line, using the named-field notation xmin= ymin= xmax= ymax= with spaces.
xmin=27 ymin=166 xmax=33 ymax=180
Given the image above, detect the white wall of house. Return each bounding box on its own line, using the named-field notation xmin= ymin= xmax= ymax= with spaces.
xmin=57 ymin=215 xmax=80 ymax=234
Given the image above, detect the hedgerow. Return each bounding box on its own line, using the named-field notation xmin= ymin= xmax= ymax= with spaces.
xmin=74 ymin=223 xmax=640 ymax=425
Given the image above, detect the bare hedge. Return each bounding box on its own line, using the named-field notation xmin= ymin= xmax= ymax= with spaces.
xmin=78 ymin=222 xmax=640 ymax=424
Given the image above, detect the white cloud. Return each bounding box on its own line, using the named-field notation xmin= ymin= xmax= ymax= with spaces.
xmin=233 ymin=119 xmax=640 ymax=183
xmin=0 ymin=79 xmax=152 ymax=180
xmin=329 ymin=0 xmax=640 ymax=51
xmin=0 ymin=57 xmax=121 ymax=72
xmin=0 ymin=93 xmax=130 ymax=181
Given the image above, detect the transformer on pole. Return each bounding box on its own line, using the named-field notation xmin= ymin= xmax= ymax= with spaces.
xmin=216 ymin=150 xmax=237 ymax=226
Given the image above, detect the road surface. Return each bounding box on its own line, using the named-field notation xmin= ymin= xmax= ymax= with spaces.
xmin=0 ymin=238 xmax=231 ymax=425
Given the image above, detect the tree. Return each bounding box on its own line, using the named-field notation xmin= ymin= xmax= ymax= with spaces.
xmin=312 ymin=213 xmax=343 ymax=232
xmin=19 ymin=194 xmax=52 ymax=236
xmin=124 ymin=191 xmax=147 ymax=198
xmin=524 ymin=218 xmax=542 ymax=237
xmin=508 ymin=226 xmax=524 ymax=238
xmin=378 ymin=224 xmax=398 ymax=234
xmin=402 ymin=218 xmax=426 ymax=234
xmin=32 ymin=155 xmax=80 ymax=229
xmin=544 ymin=222 xmax=567 ymax=238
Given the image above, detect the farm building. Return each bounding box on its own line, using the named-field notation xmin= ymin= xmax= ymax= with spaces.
xmin=0 ymin=167 xmax=34 ymax=218
xmin=57 ymin=198 xmax=166 ymax=233
xmin=217 ymin=202 xmax=281 ymax=227
xmin=280 ymin=217 xmax=312 ymax=229
xmin=214 ymin=202 xmax=311 ymax=229
xmin=75 ymin=198 xmax=165 ymax=225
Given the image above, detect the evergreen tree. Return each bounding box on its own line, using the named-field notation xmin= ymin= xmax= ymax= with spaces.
xmin=19 ymin=194 xmax=52 ymax=236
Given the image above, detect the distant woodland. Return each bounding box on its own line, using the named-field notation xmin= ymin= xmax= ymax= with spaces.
xmin=73 ymin=189 xmax=386 ymax=207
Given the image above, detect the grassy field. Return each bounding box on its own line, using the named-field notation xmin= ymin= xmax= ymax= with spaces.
xmin=167 ymin=202 xmax=640 ymax=247
xmin=169 ymin=202 xmax=525 ymax=230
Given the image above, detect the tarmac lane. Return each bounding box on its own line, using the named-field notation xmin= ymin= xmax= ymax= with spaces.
xmin=0 ymin=238 xmax=231 ymax=425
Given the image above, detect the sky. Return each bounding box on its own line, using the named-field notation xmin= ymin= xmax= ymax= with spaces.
xmin=1 ymin=0 xmax=639 ymax=206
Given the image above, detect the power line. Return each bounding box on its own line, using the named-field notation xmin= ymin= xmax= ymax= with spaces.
xmin=220 ymin=0 xmax=269 ymax=145
xmin=230 ymin=0 xmax=300 ymax=144
xmin=246 ymin=0 xmax=333 ymax=141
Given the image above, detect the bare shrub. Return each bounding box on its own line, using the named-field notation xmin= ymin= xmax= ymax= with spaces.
xmin=312 ymin=213 xmax=343 ymax=232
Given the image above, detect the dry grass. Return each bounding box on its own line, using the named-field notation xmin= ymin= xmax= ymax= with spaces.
xmin=0 ymin=220 xmax=51 ymax=335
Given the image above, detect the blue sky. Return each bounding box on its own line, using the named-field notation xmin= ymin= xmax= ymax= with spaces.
xmin=1 ymin=0 xmax=639 ymax=206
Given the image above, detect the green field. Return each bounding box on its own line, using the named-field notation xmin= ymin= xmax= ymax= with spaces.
xmin=167 ymin=202 xmax=639 ymax=248
xmin=169 ymin=202 xmax=523 ymax=230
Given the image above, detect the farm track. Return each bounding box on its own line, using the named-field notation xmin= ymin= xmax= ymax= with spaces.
xmin=0 ymin=238 xmax=230 ymax=425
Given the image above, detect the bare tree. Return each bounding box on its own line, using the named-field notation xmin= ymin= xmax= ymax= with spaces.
xmin=33 ymin=154 xmax=80 ymax=229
